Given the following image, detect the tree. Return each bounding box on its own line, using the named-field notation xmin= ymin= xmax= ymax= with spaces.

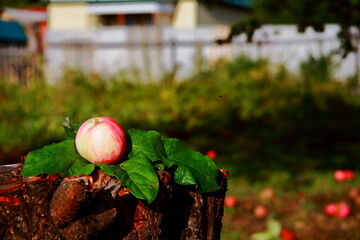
xmin=0 ymin=0 xmax=45 ymax=9
xmin=221 ymin=0 xmax=360 ymax=57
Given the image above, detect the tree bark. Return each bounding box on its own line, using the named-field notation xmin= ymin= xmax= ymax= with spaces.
xmin=0 ymin=163 xmax=228 ymax=240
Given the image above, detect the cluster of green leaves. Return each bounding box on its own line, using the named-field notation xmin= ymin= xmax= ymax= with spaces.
xmin=21 ymin=118 xmax=220 ymax=203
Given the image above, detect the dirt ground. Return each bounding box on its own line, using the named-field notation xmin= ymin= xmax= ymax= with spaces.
xmin=222 ymin=190 xmax=360 ymax=240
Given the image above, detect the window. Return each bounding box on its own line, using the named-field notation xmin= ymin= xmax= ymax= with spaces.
xmin=98 ymin=14 xmax=118 ymax=26
xmin=125 ymin=14 xmax=153 ymax=26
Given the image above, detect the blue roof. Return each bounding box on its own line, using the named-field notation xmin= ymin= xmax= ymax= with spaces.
xmin=0 ymin=20 xmax=27 ymax=44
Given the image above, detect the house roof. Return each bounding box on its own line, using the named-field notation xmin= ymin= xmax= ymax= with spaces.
xmin=47 ymin=0 xmax=250 ymax=5
xmin=0 ymin=20 xmax=27 ymax=44
xmin=4 ymin=8 xmax=47 ymax=24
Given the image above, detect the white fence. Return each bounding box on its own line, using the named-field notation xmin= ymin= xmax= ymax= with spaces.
xmin=32 ymin=25 xmax=360 ymax=82
xmin=0 ymin=48 xmax=43 ymax=85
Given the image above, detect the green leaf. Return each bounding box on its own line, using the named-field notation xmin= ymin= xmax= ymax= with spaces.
xmin=97 ymin=153 xmax=159 ymax=204
xmin=120 ymin=154 xmax=159 ymax=203
xmin=163 ymin=138 xmax=220 ymax=193
xmin=21 ymin=140 xmax=85 ymax=176
xmin=250 ymin=232 xmax=274 ymax=240
xmin=127 ymin=129 xmax=167 ymax=163
xmin=173 ymin=165 xmax=197 ymax=185
xmin=63 ymin=117 xmax=80 ymax=140
xmin=96 ymin=163 xmax=125 ymax=181
xmin=62 ymin=158 xmax=95 ymax=177
xmin=267 ymin=219 xmax=281 ymax=237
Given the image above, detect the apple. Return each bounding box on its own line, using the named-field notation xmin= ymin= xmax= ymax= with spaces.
xmin=343 ymin=170 xmax=355 ymax=180
xmin=323 ymin=203 xmax=337 ymax=216
xmin=224 ymin=195 xmax=238 ymax=207
xmin=75 ymin=117 xmax=127 ymax=164
xmin=253 ymin=204 xmax=267 ymax=218
xmin=280 ymin=228 xmax=296 ymax=240
xmin=334 ymin=170 xmax=347 ymax=182
xmin=259 ymin=187 xmax=275 ymax=201
xmin=336 ymin=202 xmax=351 ymax=218
xmin=324 ymin=202 xmax=351 ymax=218
xmin=206 ymin=149 xmax=217 ymax=160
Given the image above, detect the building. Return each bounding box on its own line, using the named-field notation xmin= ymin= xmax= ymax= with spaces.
xmin=47 ymin=0 xmax=251 ymax=30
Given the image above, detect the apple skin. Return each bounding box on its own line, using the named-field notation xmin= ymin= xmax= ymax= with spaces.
xmin=75 ymin=117 xmax=127 ymax=164
xmin=334 ymin=170 xmax=347 ymax=182
xmin=224 ymin=196 xmax=238 ymax=207
xmin=343 ymin=170 xmax=355 ymax=180
xmin=253 ymin=204 xmax=267 ymax=218
xmin=324 ymin=202 xmax=351 ymax=218
xmin=323 ymin=203 xmax=337 ymax=216
xmin=206 ymin=149 xmax=217 ymax=160
xmin=280 ymin=229 xmax=296 ymax=240
xmin=336 ymin=202 xmax=351 ymax=218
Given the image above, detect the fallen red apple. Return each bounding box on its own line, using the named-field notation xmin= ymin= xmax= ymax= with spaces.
xmin=206 ymin=149 xmax=217 ymax=160
xmin=324 ymin=202 xmax=351 ymax=218
xmin=323 ymin=203 xmax=337 ymax=216
xmin=253 ymin=204 xmax=267 ymax=218
xmin=224 ymin=195 xmax=238 ymax=208
xmin=343 ymin=170 xmax=355 ymax=180
xmin=75 ymin=117 xmax=127 ymax=164
xmin=334 ymin=170 xmax=347 ymax=182
xmin=259 ymin=187 xmax=275 ymax=201
xmin=280 ymin=228 xmax=296 ymax=240
xmin=336 ymin=202 xmax=351 ymax=219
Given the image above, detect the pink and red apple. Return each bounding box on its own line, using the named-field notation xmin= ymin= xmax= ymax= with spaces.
xmin=224 ymin=195 xmax=238 ymax=208
xmin=324 ymin=202 xmax=351 ymax=218
xmin=334 ymin=170 xmax=355 ymax=182
xmin=253 ymin=204 xmax=267 ymax=218
xmin=259 ymin=187 xmax=275 ymax=201
xmin=336 ymin=202 xmax=351 ymax=218
xmin=343 ymin=170 xmax=355 ymax=180
xmin=75 ymin=117 xmax=127 ymax=164
xmin=280 ymin=228 xmax=296 ymax=240
xmin=334 ymin=170 xmax=347 ymax=182
xmin=206 ymin=149 xmax=217 ymax=160
xmin=323 ymin=203 xmax=337 ymax=216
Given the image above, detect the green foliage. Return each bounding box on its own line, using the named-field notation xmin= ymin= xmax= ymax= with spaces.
xmin=21 ymin=140 xmax=85 ymax=176
xmin=21 ymin=119 xmax=220 ymax=203
xmin=2 ymin=55 xmax=360 ymax=181
xmin=163 ymin=138 xmax=220 ymax=192
xmin=97 ymin=153 xmax=159 ymax=203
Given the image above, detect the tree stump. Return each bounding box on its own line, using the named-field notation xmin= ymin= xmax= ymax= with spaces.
xmin=0 ymin=163 xmax=228 ymax=240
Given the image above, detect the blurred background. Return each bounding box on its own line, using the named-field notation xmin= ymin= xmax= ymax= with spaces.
xmin=1 ymin=0 xmax=360 ymax=239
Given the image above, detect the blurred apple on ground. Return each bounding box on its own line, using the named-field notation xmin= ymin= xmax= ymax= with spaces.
xmin=253 ymin=204 xmax=268 ymax=218
xmin=206 ymin=149 xmax=217 ymax=160
xmin=280 ymin=228 xmax=296 ymax=240
xmin=224 ymin=195 xmax=238 ymax=208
